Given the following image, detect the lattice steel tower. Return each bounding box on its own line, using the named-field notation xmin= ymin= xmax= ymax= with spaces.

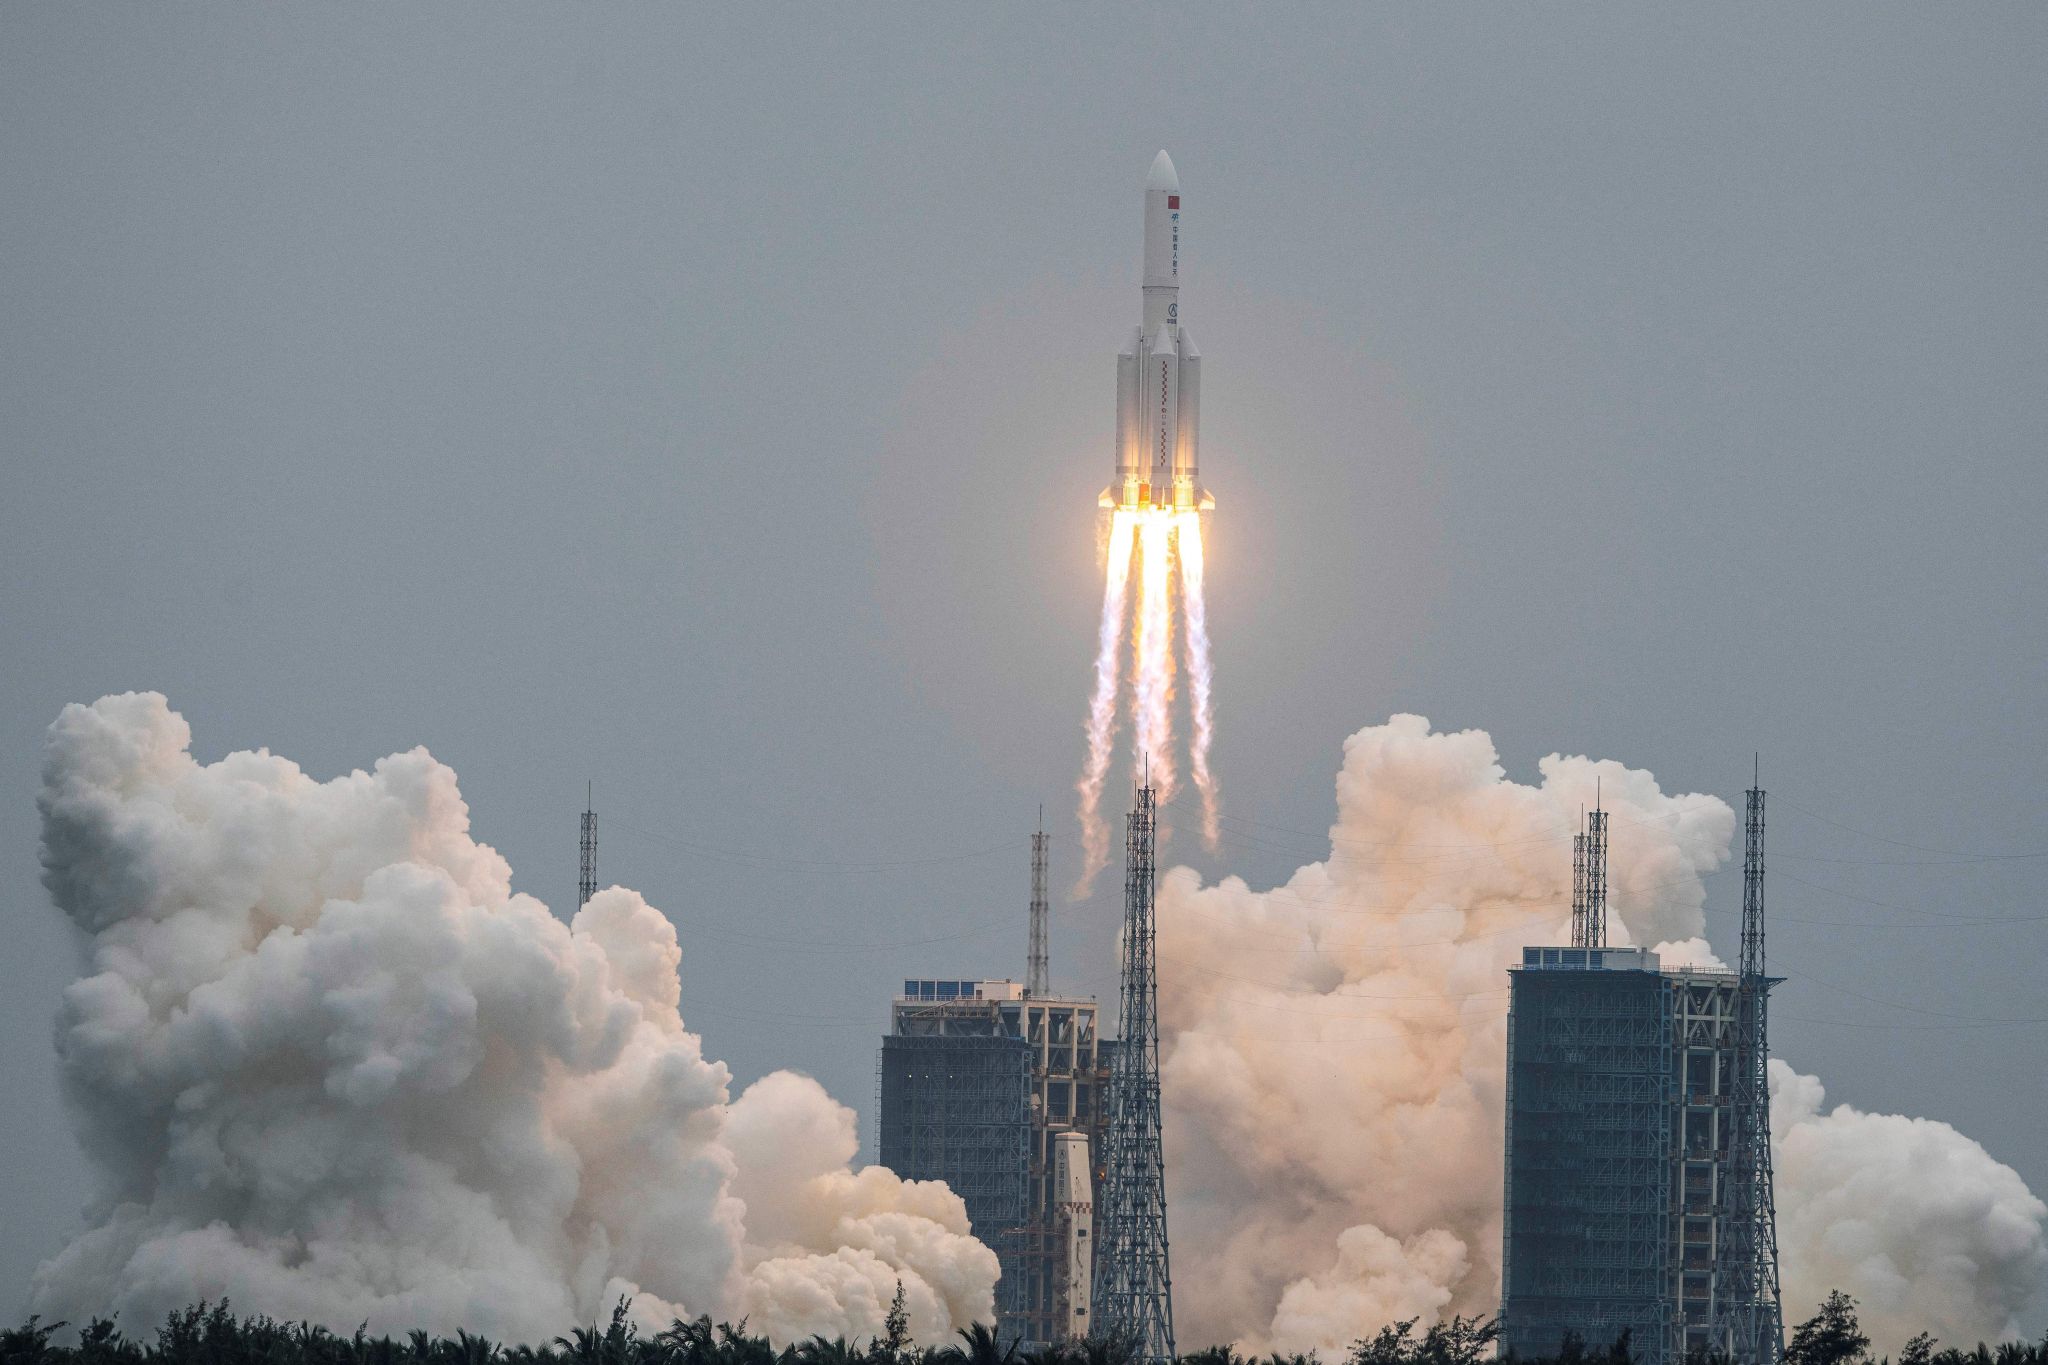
xmin=1569 ymin=821 xmax=1589 ymax=947
xmin=579 ymin=783 xmax=598 ymax=908
xmin=1716 ymin=764 xmax=1783 ymax=1364
xmin=1569 ymin=790 xmax=1609 ymax=949
xmin=1096 ymin=780 xmax=1175 ymax=1363
xmin=1027 ymin=809 xmax=1050 ymax=997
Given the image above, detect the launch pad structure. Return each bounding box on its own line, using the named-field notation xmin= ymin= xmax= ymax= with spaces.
xmin=875 ymin=816 xmax=1113 ymax=1349
xmin=1094 ymin=782 xmax=1176 ymax=1364
xmin=878 ymin=980 xmax=1108 ymax=1346
xmin=1501 ymin=784 xmax=1783 ymax=1365
xmin=873 ymin=778 xmax=1181 ymax=1354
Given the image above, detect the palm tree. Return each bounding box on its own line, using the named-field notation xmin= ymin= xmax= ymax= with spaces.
xmin=930 ymin=1324 xmax=1014 ymax=1365
xmin=793 ymin=1337 xmax=860 ymax=1365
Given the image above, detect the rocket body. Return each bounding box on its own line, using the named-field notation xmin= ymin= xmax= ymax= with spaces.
xmin=1105 ymin=151 xmax=1212 ymax=513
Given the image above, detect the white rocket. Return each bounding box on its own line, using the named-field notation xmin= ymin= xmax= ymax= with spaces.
xmin=1051 ymin=1130 xmax=1094 ymax=1341
xmin=1103 ymin=150 xmax=1214 ymax=514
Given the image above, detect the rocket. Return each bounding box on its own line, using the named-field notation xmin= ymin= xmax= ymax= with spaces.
xmin=1103 ymin=150 xmax=1213 ymax=514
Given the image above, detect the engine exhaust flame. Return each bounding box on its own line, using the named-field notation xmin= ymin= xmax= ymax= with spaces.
xmin=1076 ymin=506 xmax=1219 ymax=892
xmin=1133 ymin=512 xmax=1179 ymax=808
xmin=1077 ymin=510 xmax=1139 ymax=888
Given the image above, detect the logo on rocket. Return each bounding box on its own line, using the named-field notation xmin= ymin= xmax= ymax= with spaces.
xmin=1101 ymin=150 xmax=1214 ymax=514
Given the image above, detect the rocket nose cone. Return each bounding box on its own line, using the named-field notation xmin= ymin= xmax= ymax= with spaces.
xmin=1146 ymin=149 xmax=1179 ymax=193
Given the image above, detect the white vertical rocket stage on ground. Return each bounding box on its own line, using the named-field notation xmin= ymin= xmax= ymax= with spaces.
xmin=1052 ymin=1129 xmax=1094 ymax=1341
xmin=1102 ymin=151 xmax=1213 ymax=514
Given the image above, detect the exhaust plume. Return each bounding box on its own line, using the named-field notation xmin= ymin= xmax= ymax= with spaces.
xmin=30 ymin=692 xmax=997 ymax=1345
xmin=1077 ymin=511 xmax=1140 ymax=890
xmin=1771 ymin=1063 xmax=2048 ymax=1349
xmin=1177 ymin=512 xmax=1220 ymax=849
xmin=1155 ymin=713 xmax=2046 ymax=1356
xmin=1076 ymin=508 xmax=1219 ymax=892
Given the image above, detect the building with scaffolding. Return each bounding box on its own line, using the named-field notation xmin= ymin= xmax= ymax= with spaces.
xmin=878 ymin=978 xmax=1106 ymax=1347
xmin=1501 ymin=785 xmax=1781 ymax=1365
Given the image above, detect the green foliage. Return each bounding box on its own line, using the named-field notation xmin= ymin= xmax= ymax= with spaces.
xmin=6 ymin=1293 xmax=2045 ymax=1365
xmin=1897 ymin=1334 xmax=1937 ymax=1365
xmin=876 ymin=1288 xmax=912 ymax=1365
xmin=928 ymin=1325 xmax=1014 ymax=1365
xmin=1787 ymin=1293 xmax=1871 ymax=1365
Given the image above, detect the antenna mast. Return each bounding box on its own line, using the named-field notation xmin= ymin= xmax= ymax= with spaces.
xmin=578 ymin=783 xmax=597 ymax=908
xmin=1569 ymin=814 xmax=1590 ymax=948
xmin=1718 ymin=759 xmax=1784 ymax=1363
xmin=1027 ymin=808 xmax=1050 ymax=997
xmin=1584 ymin=783 xmax=1609 ymax=949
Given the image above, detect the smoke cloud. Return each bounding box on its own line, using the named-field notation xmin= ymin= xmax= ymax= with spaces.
xmin=31 ymin=693 xmax=997 ymax=1345
xmin=1155 ymin=714 xmax=2046 ymax=1356
xmin=1771 ymin=1062 xmax=2048 ymax=1349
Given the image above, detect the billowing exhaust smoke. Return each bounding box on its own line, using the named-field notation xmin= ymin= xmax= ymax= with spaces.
xmin=30 ymin=693 xmax=997 ymax=1345
xmin=1772 ymin=1063 xmax=2048 ymax=1349
xmin=1155 ymin=714 xmax=2046 ymax=1356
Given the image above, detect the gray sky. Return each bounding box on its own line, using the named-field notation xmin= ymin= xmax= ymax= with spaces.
xmin=3 ymin=5 xmax=2043 ymax=1330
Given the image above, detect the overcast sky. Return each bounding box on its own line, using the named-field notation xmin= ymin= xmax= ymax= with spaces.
xmin=3 ymin=5 xmax=2043 ymax=1328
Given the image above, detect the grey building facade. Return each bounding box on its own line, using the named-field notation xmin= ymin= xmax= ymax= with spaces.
xmin=878 ymin=980 xmax=1105 ymax=1347
xmin=1502 ymin=946 xmax=1777 ymax=1365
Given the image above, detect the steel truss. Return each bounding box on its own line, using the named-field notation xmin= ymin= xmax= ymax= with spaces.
xmin=1095 ymin=783 xmax=1175 ymax=1364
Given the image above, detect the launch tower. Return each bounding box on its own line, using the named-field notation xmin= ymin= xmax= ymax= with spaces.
xmin=875 ymin=826 xmax=1107 ymax=1347
xmin=1501 ymin=774 xmax=1783 ymax=1365
xmin=1714 ymin=770 xmax=1784 ymax=1363
xmin=1095 ymin=781 xmax=1175 ymax=1363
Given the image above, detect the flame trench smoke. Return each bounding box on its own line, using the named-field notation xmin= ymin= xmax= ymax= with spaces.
xmin=31 ymin=693 xmax=999 ymax=1346
xmin=1154 ymin=715 xmax=2048 ymax=1357
xmin=1076 ymin=507 xmax=1219 ymax=891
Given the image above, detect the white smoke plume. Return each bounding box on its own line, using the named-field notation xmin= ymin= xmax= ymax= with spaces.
xmin=1155 ymin=713 xmax=2046 ymax=1356
xmin=1771 ymin=1062 xmax=2048 ymax=1349
xmin=31 ymin=692 xmax=997 ymax=1345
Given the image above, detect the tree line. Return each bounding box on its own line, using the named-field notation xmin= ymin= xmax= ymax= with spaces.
xmin=3 ymin=1289 xmax=2041 ymax=1365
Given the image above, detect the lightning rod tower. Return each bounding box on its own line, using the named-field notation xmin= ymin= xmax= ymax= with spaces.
xmin=1568 ymin=785 xmax=1609 ymax=948
xmin=1716 ymin=760 xmax=1784 ymax=1364
xmin=1027 ymin=808 xmax=1050 ymax=997
xmin=1569 ymin=817 xmax=1590 ymax=948
xmin=579 ymin=783 xmax=597 ymax=908
xmin=1096 ymin=779 xmax=1175 ymax=1363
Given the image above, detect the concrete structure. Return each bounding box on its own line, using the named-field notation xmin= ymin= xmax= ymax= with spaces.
xmin=878 ymin=979 xmax=1105 ymax=1347
xmin=1501 ymin=945 xmax=1781 ymax=1365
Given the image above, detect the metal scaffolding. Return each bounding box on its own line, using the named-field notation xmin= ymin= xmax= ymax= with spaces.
xmin=1095 ymin=782 xmax=1174 ymax=1364
xmin=1570 ymin=823 xmax=1589 ymax=948
xmin=1503 ymin=761 xmax=1786 ymax=1365
xmin=879 ymin=983 xmax=1103 ymax=1348
xmin=1714 ymin=772 xmax=1784 ymax=1364
xmin=1015 ymin=996 xmax=1107 ymax=1346
xmin=1569 ymin=794 xmax=1609 ymax=950
xmin=1585 ymin=802 xmax=1610 ymax=948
